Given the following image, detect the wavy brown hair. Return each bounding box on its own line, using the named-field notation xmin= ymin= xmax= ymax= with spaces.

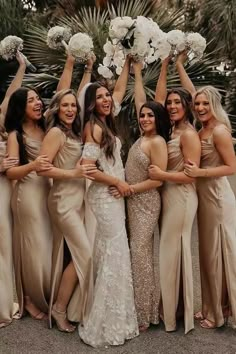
xmin=84 ymin=82 xmax=117 ymax=161
xmin=45 ymin=89 xmax=81 ymax=137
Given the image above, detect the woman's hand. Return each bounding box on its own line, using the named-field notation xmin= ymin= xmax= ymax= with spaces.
xmin=132 ymin=59 xmax=143 ymax=74
xmin=115 ymin=179 xmax=133 ymax=197
xmin=184 ymin=159 xmax=201 ymax=177
xmin=34 ymin=155 xmax=53 ymax=172
xmin=176 ymin=51 xmax=188 ymax=66
xmin=75 ymin=158 xmax=97 ymax=180
xmin=148 ymin=165 xmax=164 ymax=180
xmin=86 ymin=53 xmax=96 ymax=70
xmin=162 ymin=56 xmax=172 ymax=67
xmin=1 ymin=155 xmax=19 ymax=171
xmin=108 ymin=186 xmax=122 ymax=198
xmin=16 ymin=50 xmax=26 ymax=68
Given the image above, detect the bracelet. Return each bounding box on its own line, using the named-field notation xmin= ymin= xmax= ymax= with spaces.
xmin=84 ymin=65 xmax=92 ymax=73
xmin=204 ymin=168 xmax=209 ymax=177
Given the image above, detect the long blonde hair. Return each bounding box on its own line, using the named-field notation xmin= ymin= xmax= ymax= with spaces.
xmin=194 ymin=86 xmax=231 ymax=130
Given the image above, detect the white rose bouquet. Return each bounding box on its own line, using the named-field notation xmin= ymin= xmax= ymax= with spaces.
xmin=166 ymin=29 xmax=186 ymax=57
xmin=186 ymin=32 xmax=207 ymax=61
xmin=46 ymin=26 xmax=71 ymax=50
xmin=0 ymin=35 xmax=36 ymax=72
xmin=68 ymin=33 xmax=94 ymax=63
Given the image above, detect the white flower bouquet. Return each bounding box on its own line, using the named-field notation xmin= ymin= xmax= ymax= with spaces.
xmin=186 ymin=32 xmax=207 ymax=61
xmin=68 ymin=33 xmax=94 ymax=63
xmin=166 ymin=30 xmax=206 ymax=62
xmin=46 ymin=26 xmax=71 ymax=50
xmin=98 ymin=16 xmax=207 ymax=79
xmin=0 ymin=35 xmax=36 ymax=72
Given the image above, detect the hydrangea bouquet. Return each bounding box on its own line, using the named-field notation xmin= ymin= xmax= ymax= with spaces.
xmin=68 ymin=33 xmax=94 ymax=63
xmin=0 ymin=35 xmax=37 ymax=72
xmin=47 ymin=26 xmax=72 ymax=50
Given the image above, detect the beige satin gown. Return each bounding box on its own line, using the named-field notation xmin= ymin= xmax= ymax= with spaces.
xmin=160 ymin=135 xmax=197 ymax=333
xmin=126 ymin=138 xmax=161 ymax=327
xmin=0 ymin=138 xmax=16 ymax=327
xmin=48 ymin=134 xmax=93 ymax=323
xmin=12 ymin=134 xmax=53 ymax=316
xmin=197 ymin=131 xmax=236 ymax=326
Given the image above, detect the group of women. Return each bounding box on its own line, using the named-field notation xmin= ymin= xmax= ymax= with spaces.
xmin=0 ymin=48 xmax=236 ymax=348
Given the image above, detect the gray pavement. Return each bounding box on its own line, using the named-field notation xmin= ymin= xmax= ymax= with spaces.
xmin=1 ymin=178 xmax=236 ymax=354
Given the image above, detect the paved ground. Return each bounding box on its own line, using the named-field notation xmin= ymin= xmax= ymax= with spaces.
xmin=1 ymin=177 xmax=236 ymax=354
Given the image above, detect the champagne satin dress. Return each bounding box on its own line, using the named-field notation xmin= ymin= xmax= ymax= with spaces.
xmin=160 ymin=135 xmax=197 ymax=333
xmin=0 ymin=137 xmax=16 ymax=327
xmin=48 ymin=133 xmax=93 ymax=323
xmin=125 ymin=138 xmax=161 ymax=327
xmin=197 ymin=129 xmax=236 ymax=326
xmin=11 ymin=134 xmax=53 ymax=316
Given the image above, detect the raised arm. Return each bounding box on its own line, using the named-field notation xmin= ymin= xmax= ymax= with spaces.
xmin=0 ymin=52 xmax=26 ymax=117
xmin=155 ymin=57 xmax=170 ymax=106
xmin=56 ymin=54 xmax=75 ymax=92
xmin=133 ymin=60 xmax=146 ymax=116
xmin=112 ymin=56 xmax=131 ymax=105
xmin=176 ymin=52 xmax=196 ymax=97
xmin=77 ymin=54 xmax=96 ymax=97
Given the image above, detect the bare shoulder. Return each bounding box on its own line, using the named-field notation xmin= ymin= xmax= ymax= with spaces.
xmin=8 ymin=131 xmax=18 ymax=143
xmin=213 ymin=124 xmax=231 ymax=138
xmin=46 ymin=126 xmax=63 ymax=138
xmin=181 ymin=128 xmax=199 ymax=143
xmin=150 ymin=135 xmax=167 ymax=149
xmin=44 ymin=126 xmax=65 ymax=145
xmin=84 ymin=122 xmax=102 ymax=143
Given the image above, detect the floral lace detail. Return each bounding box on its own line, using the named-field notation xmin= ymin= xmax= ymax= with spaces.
xmin=82 ymin=142 xmax=101 ymax=161
xmin=83 ymin=139 xmax=125 ymax=203
xmin=79 ymin=141 xmax=139 ymax=347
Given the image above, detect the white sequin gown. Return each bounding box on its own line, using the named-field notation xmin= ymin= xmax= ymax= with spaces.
xmin=79 ymin=138 xmax=139 ymax=348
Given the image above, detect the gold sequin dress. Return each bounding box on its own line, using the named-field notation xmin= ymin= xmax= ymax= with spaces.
xmin=160 ymin=135 xmax=197 ymax=334
xmin=48 ymin=133 xmax=93 ymax=324
xmin=0 ymin=138 xmax=16 ymax=327
xmin=125 ymin=137 xmax=161 ymax=327
xmin=11 ymin=134 xmax=53 ymax=316
xmin=197 ymin=129 xmax=236 ymax=326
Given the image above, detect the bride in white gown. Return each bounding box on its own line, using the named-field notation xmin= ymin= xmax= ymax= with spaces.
xmin=78 ymin=78 xmax=139 ymax=347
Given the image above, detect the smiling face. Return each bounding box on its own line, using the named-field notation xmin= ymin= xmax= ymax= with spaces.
xmin=58 ymin=93 xmax=77 ymax=128
xmin=194 ymin=93 xmax=214 ymax=123
xmin=139 ymin=107 xmax=156 ymax=135
xmin=25 ymin=90 xmax=43 ymax=121
xmin=95 ymin=87 xmax=112 ymax=117
xmin=166 ymin=93 xmax=186 ymax=122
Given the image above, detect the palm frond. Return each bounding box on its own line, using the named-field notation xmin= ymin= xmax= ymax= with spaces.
xmin=24 ymin=25 xmax=67 ymax=67
xmin=22 ymin=72 xmax=58 ymax=91
xmin=108 ymin=0 xmax=156 ymax=18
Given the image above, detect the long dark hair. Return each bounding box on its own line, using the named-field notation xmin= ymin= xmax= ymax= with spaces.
xmin=4 ymin=87 xmax=45 ymax=165
xmin=84 ymin=82 xmax=117 ymax=161
xmin=139 ymin=101 xmax=172 ymax=142
xmin=165 ymin=88 xmax=194 ymax=124
xmin=45 ymin=89 xmax=81 ymax=137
